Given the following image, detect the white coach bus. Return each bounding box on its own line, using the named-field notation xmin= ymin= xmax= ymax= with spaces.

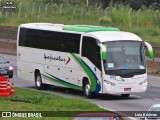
xmin=17 ymin=23 xmax=154 ymax=98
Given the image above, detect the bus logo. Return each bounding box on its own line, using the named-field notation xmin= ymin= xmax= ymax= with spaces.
xmin=65 ymin=57 xmax=71 ymax=65
xmin=44 ymin=53 xmax=71 ymax=65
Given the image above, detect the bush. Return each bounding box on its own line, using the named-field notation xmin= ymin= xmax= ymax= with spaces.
xmin=98 ymin=16 xmax=112 ymax=25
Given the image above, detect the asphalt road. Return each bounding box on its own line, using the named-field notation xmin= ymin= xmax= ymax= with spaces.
xmin=1 ymin=53 xmax=160 ymax=116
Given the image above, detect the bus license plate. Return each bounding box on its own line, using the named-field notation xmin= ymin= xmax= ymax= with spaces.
xmin=124 ymin=88 xmax=131 ymax=91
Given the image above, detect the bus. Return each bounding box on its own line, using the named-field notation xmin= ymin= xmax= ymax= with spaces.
xmin=17 ymin=23 xmax=154 ymax=98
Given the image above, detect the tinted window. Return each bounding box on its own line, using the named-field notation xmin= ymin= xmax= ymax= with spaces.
xmin=19 ymin=28 xmax=81 ymax=53
xmin=82 ymin=36 xmax=101 ymax=70
xmin=19 ymin=28 xmax=27 ymax=46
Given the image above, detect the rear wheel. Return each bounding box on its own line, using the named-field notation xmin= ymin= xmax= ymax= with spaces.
xmin=35 ymin=72 xmax=45 ymax=90
xmin=83 ymin=80 xmax=93 ymax=98
xmin=121 ymin=94 xmax=130 ymax=97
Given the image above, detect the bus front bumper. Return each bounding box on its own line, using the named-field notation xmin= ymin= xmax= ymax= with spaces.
xmin=103 ymin=81 xmax=147 ymax=94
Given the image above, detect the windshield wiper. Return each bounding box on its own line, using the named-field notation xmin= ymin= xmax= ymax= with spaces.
xmin=132 ymin=71 xmax=145 ymax=74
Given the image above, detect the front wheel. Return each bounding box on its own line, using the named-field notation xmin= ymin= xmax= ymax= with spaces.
xmin=121 ymin=94 xmax=130 ymax=97
xmin=35 ymin=72 xmax=45 ymax=90
xmin=83 ymin=81 xmax=93 ymax=98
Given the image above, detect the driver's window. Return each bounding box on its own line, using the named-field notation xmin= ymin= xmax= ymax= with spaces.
xmin=82 ymin=36 xmax=101 ymax=71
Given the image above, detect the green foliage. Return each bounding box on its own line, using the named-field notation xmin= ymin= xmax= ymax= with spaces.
xmin=98 ymin=16 xmax=112 ymax=25
xmin=0 ymin=0 xmax=160 ymax=44
xmin=0 ymin=17 xmax=6 ymax=23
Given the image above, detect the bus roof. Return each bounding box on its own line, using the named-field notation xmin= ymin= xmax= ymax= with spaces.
xmin=19 ymin=23 xmax=142 ymax=42
xmin=19 ymin=23 xmax=119 ymax=33
xmin=87 ymin=31 xmax=142 ymax=42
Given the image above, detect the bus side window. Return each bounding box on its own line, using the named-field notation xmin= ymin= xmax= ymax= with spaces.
xmin=82 ymin=36 xmax=101 ymax=71
xmin=19 ymin=28 xmax=27 ymax=46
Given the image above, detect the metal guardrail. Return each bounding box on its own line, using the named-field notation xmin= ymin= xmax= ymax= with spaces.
xmin=0 ymin=26 xmax=17 ymax=40
xmin=0 ymin=26 xmax=160 ymax=57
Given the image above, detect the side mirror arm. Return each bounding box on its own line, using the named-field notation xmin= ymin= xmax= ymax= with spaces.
xmin=145 ymin=42 xmax=154 ymax=59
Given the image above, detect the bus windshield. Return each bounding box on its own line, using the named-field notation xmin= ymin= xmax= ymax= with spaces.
xmin=103 ymin=41 xmax=146 ymax=76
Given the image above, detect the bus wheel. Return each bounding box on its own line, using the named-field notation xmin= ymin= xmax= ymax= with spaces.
xmin=121 ymin=94 xmax=130 ymax=97
xmin=83 ymin=81 xmax=93 ymax=98
xmin=35 ymin=72 xmax=44 ymax=90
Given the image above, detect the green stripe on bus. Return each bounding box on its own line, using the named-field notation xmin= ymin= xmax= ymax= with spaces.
xmin=71 ymin=53 xmax=97 ymax=92
xmin=42 ymin=74 xmax=82 ymax=90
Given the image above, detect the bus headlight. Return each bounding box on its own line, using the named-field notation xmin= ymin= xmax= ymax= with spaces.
xmin=9 ymin=66 xmax=13 ymax=70
xmin=104 ymin=80 xmax=116 ymax=86
xmin=139 ymin=80 xmax=147 ymax=85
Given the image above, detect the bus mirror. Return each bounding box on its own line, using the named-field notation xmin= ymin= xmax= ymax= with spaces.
xmin=100 ymin=44 xmax=107 ymax=60
xmin=145 ymin=42 xmax=154 ymax=58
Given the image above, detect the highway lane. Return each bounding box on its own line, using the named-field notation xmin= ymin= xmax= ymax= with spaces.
xmin=1 ymin=53 xmax=160 ymax=113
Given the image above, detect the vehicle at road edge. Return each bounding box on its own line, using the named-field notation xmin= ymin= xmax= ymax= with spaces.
xmin=73 ymin=112 xmax=123 ymax=120
xmin=144 ymin=104 xmax=160 ymax=120
xmin=0 ymin=56 xmax=13 ymax=78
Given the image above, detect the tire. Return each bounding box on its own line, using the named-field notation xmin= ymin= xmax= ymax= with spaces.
xmin=83 ymin=80 xmax=93 ymax=98
xmin=9 ymin=75 xmax=13 ymax=78
xmin=35 ymin=72 xmax=44 ymax=90
xmin=121 ymin=94 xmax=130 ymax=97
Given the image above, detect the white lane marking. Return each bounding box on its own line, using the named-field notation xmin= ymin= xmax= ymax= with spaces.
xmin=99 ymin=106 xmax=137 ymax=120
xmin=131 ymin=95 xmax=142 ymax=98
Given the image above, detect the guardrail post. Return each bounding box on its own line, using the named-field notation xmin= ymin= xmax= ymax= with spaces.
xmin=0 ymin=9 xmax=2 ymax=18
xmin=38 ymin=3 xmax=42 ymax=19
xmin=96 ymin=6 xmax=101 ymax=17
xmin=12 ymin=10 xmax=14 ymax=16
xmin=88 ymin=6 xmax=91 ymax=15
xmin=137 ymin=9 xmax=141 ymax=28
xmin=31 ymin=2 xmax=35 ymax=15
xmin=73 ymin=5 xmax=77 ymax=15
xmin=81 ymin=6 xmax=84 ymax=16
xmin=154 ymin=10 xmax=159 ymax=30
xmin=5 ymin=11 xmax=8 ymax=17
xmin=25 ymin=2 xmax=29 ymax=18
xmin=128 ymin=8 xmax=132 ymax=28
xmin=18 ymin=2 xmax=22 ymax=18
xmin=52 ymin=4 xmax=57 ymax=14
xmin=105 ymin=7 xmax=109 ymax=16
xmin=45 ymin=3 xmax=49 ymax=14
xmin=59 ymin=4 xmax=63 ymax=14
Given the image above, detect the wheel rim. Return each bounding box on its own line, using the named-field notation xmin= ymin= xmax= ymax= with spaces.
xmin=36 ymin=75 xmax=41 ymax=87
xmin=85 ymin=83 xmax=90 ymax=95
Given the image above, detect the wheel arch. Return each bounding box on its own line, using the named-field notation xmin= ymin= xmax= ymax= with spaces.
xmin=82 ymin=77 xmax=89 ymax=87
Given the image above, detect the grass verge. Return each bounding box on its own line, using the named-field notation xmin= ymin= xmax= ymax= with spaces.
xmin=0 ymin=87 xmax=106 ymax=120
